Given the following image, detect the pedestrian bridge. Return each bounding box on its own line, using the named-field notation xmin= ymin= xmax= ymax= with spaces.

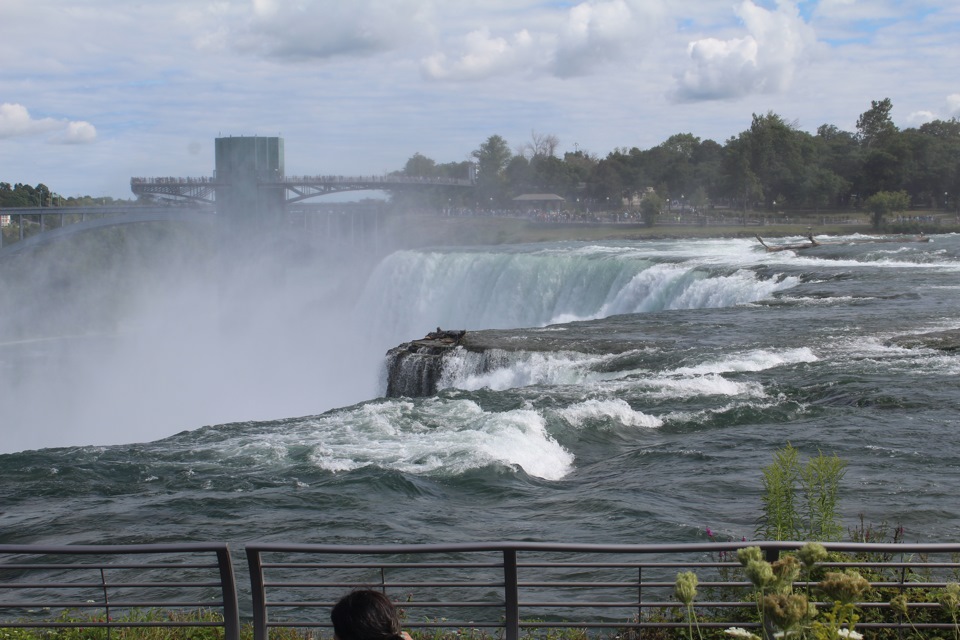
xmin=0 ymin=205 xmax=213 ymax=255
xmin=1 ymin=174 xmax=472 ymax=254
xmin=129 ymin=174 xmax=475 ymax=204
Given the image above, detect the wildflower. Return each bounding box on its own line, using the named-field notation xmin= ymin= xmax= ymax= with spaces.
xmin=836 ymin=629 xmax=863 ymax=639
xmin=939 ymin=582 xmax=960 ymax=615
xmin=674 ymin=571 xmax=698 ymax=605
xmin=738 ymin=546 xmax=763 ymax=566
xmin=706 ymin=526 xmax=714 ymax=538
xmin=724 ymin=628 xmax=761 ymax=639
xmin=745 ymin=559 xmax=776 ymax=590
xmin=771 ymin=555 xmax=801 ymax=592
xmin=820 ymin=570 xmax=870 ymax=604
xmin=889 ymin=594 xmax=910 ymax=617
xmin=797 ymin=542 xmax=828 ymax=569
xmin=763 ymin=593 xmax=810 ymax=630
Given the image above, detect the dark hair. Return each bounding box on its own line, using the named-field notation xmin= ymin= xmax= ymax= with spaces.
xmin=331 ymin=590 xmax=403 ymax=640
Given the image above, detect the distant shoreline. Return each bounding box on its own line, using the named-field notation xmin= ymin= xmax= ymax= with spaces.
xmin=389 ymin=213 xmax=957 ymax=247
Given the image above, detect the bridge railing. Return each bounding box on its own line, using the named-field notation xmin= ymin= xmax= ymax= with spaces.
xmin=276 ymin=175 xmax=474 ymax=186
xmin=0 ymin=543 xmax=240 ymax=639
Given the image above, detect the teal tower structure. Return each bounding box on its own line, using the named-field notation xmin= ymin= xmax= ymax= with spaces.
xmin=214 ymin=136 xmax=285 ymax=235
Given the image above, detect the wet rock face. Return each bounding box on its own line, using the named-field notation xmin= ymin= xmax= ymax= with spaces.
xmin=384 ymin=330 xmax=468 ymax=398
xmin=887 ymin=329 xmax=960 ymax=352
xmin=384 ymin=342 xmax=448 ymax=397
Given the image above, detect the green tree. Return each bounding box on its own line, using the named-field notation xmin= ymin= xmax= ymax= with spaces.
xmin=639 ymin=191 xmax=664 ymax=226
xmin=400 ymin=152 xmax=438 ymax=177
xmin=864 ymin=189 xmax=910 ymax=229
xmin=472 ymin=134 xmax=512 ymax=205
xmin=856 ymin=98 xmax=898 ymax=149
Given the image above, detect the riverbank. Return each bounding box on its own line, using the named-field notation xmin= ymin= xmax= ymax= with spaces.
xmin=386 ymin=212 xmax=957 ymax=247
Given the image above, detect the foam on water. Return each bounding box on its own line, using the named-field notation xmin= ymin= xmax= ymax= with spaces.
xmin=670 ymin=348 xmax=819 ymax=376
xmin=557 ymin=399 xmax=662 ymax=429
xmin=631 ymin=374 xmax=766 ymax=399
xmin=436 ymin=346 xmax=810 ymax=401
xmin=438 ymin=349 xmax=624 ymax=391
xmin=299 ymin=398 xmax=576 ymax=480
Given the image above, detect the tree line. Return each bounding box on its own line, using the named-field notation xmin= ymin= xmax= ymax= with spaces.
xmin=0 ymin=182 xmax=128 ymax=208
xmin=391 ymin=98 xmax=960 ymax=226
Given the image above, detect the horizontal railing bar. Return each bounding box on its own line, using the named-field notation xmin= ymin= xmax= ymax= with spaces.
xmin=247 ymin=541 xmax=960 ymax=554
xmin=0 ymin=600 xmax=225 ymax=609
xmin=260 ymin=562 xmax=504 ymax=569
xmin=265 ymin=601 xmax=502 ymax=608
xmin=264 ymin=621 xmax=506 ymax=629
xmin=8 ymin=621 xmax=225 ymax=628
xmin=0 ymin=581 xmax=224 ymax=589
xmin=0 ymin=543 xmax=229 ymax=555
xmin=264 ymin=582 xmax=503 ymax=589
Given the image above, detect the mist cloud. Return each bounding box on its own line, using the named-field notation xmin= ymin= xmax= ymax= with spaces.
xmin=672 ymin=0 xmax=818 ymax=102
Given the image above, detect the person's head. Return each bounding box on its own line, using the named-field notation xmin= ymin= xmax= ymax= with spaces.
xmin=331 ymin=590 xmax=403 ymax=640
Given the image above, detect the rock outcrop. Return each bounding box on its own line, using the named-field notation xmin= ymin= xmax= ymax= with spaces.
xmin=384 ymin=329 xmax=468 ymax=398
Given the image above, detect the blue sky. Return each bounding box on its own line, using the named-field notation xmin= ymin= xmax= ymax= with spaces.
xmin=1 ymin=0 xmax=958 ymax=199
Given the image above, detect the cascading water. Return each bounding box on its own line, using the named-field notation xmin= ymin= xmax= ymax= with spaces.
xmin=364 ymin=242 xmax=800 ymax=396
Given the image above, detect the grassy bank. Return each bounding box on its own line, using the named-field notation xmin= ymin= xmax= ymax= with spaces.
xmin=385 ymin=213 xmax=957 ymax=247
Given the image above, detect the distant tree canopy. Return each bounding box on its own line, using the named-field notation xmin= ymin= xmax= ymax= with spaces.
xmin=8 ymin=98 xmax=959 ymax=222
xmin=0 ymin=182 xmax=129 ymax=208
xmin=392 ymin=98 xmax=960 ymax=218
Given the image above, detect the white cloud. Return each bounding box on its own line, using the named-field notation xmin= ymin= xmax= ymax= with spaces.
xmin=0 ymin=103 xmax=95 ymax=143
xmin=948 ymin=94 xmax=960 ymax=118
xmin=60 ymin=121 xmax=98 ymax=144
xmin=422 ymin=28 xmax=541 ymax=81
xmin=673 ymin=0 xmax=819 ymax=102
xmin=422 ymin=0 xmax=663 ymax=82
xmin=0 ymin=103 xmax=62 ymax=138
xmin=232 ymin=0 xmax=431 ymax=59
xmin=907 ymin=110 xmax=936 ymax=125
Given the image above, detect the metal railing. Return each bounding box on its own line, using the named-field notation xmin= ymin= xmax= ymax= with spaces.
xmin=0 ymin=542 xmax=240 ymax=639
xmin=4 ymin=541 xmax=960 ymax=638
xmin=246 ymin=541 xmax=960 ymax=640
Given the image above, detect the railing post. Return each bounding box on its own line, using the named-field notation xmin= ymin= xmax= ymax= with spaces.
xmin=217 ymin=545 xmax=241 ymax=640
xmin=637 ymin=566 xmax=643 ymax=636
xmin=503 ymin=549 xmax=519 ymax=640
xmin=247 ymin=546 xmax=268 ymax=640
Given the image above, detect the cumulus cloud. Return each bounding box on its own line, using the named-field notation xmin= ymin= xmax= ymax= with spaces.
xmin=60 ymin=121 xmax=98 ymax=144
xmin=422 ymin=28 xmax=541 ymax=81
xmin=948 ymin=94 xmax=960 ymax=118
xmin=673 ymin=0 xmax=818 ymax=102
xmin=422 ymin=0 xmax=662 ymax=82
xmin=0 ymin=103 xmax=96 ymax=143
xmin=232 ymin=0 xmax=430 ymax=59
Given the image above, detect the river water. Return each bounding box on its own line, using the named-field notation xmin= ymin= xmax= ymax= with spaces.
xmin=2 ymin=233 xmax=960 ymax=550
